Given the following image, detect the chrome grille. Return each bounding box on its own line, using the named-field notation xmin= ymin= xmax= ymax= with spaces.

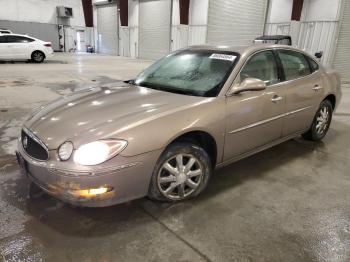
xmin=21 ymin=128 xmax=49 ymax=161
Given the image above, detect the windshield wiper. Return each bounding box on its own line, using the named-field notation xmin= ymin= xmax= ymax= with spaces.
xmin=170 ymin=89 xmax=198 ymax=96
xmin=124 ymin=79 xmax=135 ymax=85
xmin=136 ymin=82 xmax=162 ymax=91
xmin=135 ymin=81 xmax=200 ymax=96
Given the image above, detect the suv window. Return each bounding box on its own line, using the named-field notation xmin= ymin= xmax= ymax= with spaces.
xmin=277 ymin=50 xmax=311 ymax=81
xmin=240 ymin=51 xmax=279 ymax=86
xmin=0 ymin=36 xmax=5 ymax=43
xmin=5 ymin=35 xmax=34 ymax=43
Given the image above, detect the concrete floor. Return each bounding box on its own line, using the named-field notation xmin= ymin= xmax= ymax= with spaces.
xmin=1 ymin=53 xmax=350 ymax=262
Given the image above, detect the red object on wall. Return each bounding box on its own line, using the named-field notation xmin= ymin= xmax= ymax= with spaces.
xmin=119 ymin=0 xmax=128 ymax=27
xmin=82 ymin=0 xmax=93 ymax=27
xmin=179 ymin=0 xmax=190 ymax=25
xmin=291 ymin=0 xmax=304 ymax=21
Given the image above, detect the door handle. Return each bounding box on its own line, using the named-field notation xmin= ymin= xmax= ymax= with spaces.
xmin=312 ymin=85 xmax=323 ymax=91
xmin=271 ymin=95 xmax=283 ymax=103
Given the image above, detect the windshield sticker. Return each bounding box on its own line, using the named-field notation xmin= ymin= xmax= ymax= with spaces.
xmin=209 ymin=53 xmax=237 ymax=62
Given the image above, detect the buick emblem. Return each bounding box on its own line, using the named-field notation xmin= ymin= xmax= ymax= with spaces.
xmin=23 ymin=136 xmax=28 ymax=149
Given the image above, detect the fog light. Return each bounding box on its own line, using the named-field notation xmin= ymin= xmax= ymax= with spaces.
xmin=72 ymin=187 xmax=112 ymax=197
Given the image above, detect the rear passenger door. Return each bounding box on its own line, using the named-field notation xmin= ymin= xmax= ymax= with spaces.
xmin=276 ymin=49 xmax=324 ymax=136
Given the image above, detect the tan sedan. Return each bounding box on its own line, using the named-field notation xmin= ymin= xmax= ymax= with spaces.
xmin=16 ymin=45 xmax=342 ymax=206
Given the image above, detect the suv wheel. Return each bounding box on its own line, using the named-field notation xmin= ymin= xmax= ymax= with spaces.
xmin=149 ymin=142 xmax=212 ymax=202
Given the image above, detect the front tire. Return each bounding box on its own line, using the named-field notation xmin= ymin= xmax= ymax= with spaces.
xmin=31 ymin=51 xmax=45 ymax=63
xmin=148 ymin=142 xmax=212 ymax=202
xmin=302 ymin=100 xmax=333 ymax=141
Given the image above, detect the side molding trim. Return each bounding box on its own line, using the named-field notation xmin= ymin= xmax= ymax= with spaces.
xmin=228 ymin=106 xmax=312 ymax=134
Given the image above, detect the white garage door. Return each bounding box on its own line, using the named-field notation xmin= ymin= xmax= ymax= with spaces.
xmin=139 ymin=0 xmax=172 ymax=60
xmin=97 ymin=4 xmax=119 ymax=55
xmin=333 ymin=0 xmax=350 ymax=81
xmin=206 ymin=0 xmax=268 ymax=46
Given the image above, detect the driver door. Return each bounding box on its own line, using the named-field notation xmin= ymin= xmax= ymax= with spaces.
xmin=5 ymin=35 xmax=28 ymax=59
xmin=0 ymin=35 xmax=11 ymax=59
xmin=224 ymin=50 xmax=286 ymax=160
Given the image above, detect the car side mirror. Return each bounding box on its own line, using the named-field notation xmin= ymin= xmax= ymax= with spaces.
xmin=228 ymin=78 xmax=266 ymax=95
xmin=315 ymin=51 xmax=323 ymax=59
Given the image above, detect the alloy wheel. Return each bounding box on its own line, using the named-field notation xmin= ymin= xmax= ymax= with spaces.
xmin=157 ymin=153 xmax=203 ymax=200
xmin=33 ymin=52 xmax=44 ymax=62
xmin=315 ymin=106 xmax=330 ymax=136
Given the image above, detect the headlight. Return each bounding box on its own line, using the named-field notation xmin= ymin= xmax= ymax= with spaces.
xmin=58 ymin=141 xmax=74 ymax=161
xmin=73 ymin=140 xmax=127 ymax=166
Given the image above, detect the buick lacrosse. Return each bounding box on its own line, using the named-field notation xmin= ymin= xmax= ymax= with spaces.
xmin=16 ymin=45 xmax=341 ymax=206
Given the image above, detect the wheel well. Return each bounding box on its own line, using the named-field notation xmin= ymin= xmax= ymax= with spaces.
xmin=170 ymin=131 xmax=217 ymax=167
xmin=324 ymin=94 xmax=336 ymax=109
xmin=31 ymin=50 xmax=45 ymax=58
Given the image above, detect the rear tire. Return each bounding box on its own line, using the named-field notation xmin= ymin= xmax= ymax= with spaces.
xmin=148 ymin=142 xmax=212 ymax=202
xmin=31 ymin=51 xmax=45 ymax=63
xmin=302 ymin=100 xmax=333 ymax=141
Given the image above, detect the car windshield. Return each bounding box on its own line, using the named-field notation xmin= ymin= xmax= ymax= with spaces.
xmin=133 ymin=50 xmax=239 ymax=97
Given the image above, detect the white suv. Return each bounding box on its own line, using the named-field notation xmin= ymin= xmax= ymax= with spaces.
xmin=0 ymin=34 xmax=54 ymax=63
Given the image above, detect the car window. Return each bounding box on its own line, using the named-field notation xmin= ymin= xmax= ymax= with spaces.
xmin=0 ymin=36 xmax=5 ymax=43
xmin=277 ymin=50 xmax=311 ymax=81
xmin=5 ymin=35 xmax=34 ymax=43
xmin=134 ymin=50 xmax=239 ymax=97
xmin=240 ymin=51 xmax=279 ymax=86
xmin=306 ymin=56 xmax=319 ymax=73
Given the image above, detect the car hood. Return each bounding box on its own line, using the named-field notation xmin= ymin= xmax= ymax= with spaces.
xmin=25 ymin=82 xmax=207 ymax=149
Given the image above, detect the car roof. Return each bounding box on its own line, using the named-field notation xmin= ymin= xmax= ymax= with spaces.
xmin=0 ymin=33 xmax=35 ymax=39
xmin=183 ymin=44 xmax=312 ymax=57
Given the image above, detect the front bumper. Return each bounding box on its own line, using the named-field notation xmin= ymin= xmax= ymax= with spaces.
xmin=17 ymin=142 xmax=161 ymax=207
